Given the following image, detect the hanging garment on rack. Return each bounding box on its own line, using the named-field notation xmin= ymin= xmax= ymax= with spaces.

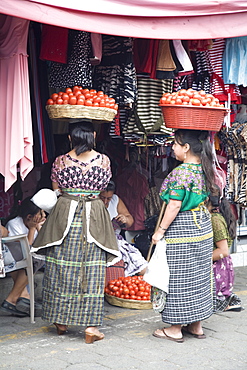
xmin=205 ymin=39 xmax=241 ymax=103
xmin=39 ymin=24 xmax=69 ymax=64
xmin=156 ymin=40 xmax=176 ymax=79
xmin=188 ymin=39 xmax=213 ymax=51
xmin=133 ymin=38 xmax=159 ymax=79
xmin=48 ymin=30 xmax=92 ymax=88
xmin=93 ymin=35 xmax=137 ymax=106
xmin=123 ymin=77 xmax=173 ymax=135
xmin=90 ymin=33 xmax=102 ymax=65
xmin=191 ymin=51 xmax=211 ymax=93
xmin=0 ymin=15 xmax=33 ymax=192
xmin=172 ymin=40 xmax=194 ymax=76
xmin=223 ymin=36 xmax=247 ymax=87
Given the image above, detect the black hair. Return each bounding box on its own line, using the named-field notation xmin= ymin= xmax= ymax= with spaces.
xmin=69 ymin=121 xmax=95 ymax=155
xmin=209 ymin=190 xmax=237 ymax=239
xmin=175 ymin=129 xmax=216 ymax=194
xmin=105 ymin=180 xmax=115 ymax=192
xmin=4 ymin=196 xmax=41 ymax=224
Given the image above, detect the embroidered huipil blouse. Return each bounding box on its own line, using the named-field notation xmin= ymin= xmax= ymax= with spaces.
xmin=159 ymin=163 xmax=208 ymax=211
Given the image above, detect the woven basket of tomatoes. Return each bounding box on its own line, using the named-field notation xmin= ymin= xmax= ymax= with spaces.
xmin=159 ymin=89 xmax=229 ymax=132
xmin=46 ymin=86 xmax=118 ymax=122
xmin=104 ymin=276 xmax=152 ymax=310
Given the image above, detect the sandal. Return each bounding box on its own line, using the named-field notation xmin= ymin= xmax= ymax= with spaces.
xmin=182 ymin=325 xmax=206 ymax=339
xmin=0 ymin=300 xmax=29 ymax=317
xmin=153 ymin=328 xmax=184 ymax=343
xmin=85 ymin=330 xmax=105 ymax=344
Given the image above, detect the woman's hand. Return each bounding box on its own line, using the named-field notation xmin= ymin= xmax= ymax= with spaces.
xmin=152 ymin=229 xmax=165 ymax=245
xmin=26 ymin=211 xmax=46 ymax=231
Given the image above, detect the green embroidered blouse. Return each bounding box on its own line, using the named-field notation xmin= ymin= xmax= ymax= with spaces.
xmin=159 ymin=163 xmax=209 ymax=212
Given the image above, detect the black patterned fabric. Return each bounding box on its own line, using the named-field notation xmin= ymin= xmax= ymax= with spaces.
xmin=48 ymin=30 xmax=92 ymax=89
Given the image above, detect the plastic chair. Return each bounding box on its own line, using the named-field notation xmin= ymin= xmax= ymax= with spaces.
xmin=2 ymin=234 xmax=35 ymax=323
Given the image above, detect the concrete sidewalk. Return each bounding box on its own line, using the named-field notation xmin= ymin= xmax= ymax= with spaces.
xmin=0 ymin=266 xmax=246 ymax=370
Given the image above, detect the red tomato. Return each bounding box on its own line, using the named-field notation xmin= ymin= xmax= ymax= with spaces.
xmin=120 ymin=294 xmax=125 ymax=299
xmin=63 ymin=100 xmax=69 ymax=105
xmin=112 ymin=286 xmax=119 ymax=292
xmin=114 ymin=104 xmax=118 ymax=110
xmin=123 ymin=288 xmax=130 ymax=295
xmin=51 ymin=93 xmax=58 ymax=101
xmin=182 ymin=95 xmax=190 ymax=103
xmin=191 ymin=98 xmax=201 ymax=106
xmin=97 ymin=91 xmax=104 ymax=96
xmin=175 ymin=98 xmax=183 ymax=105
xmin=115 ymin=291 xmax=120 ymax=297
xmin=58 ymin=91 xmax=63 ymax=97
xmin=160 ymin=97 xmax=167 ymax=105
xmin=93 ymin=96 xmax=101 ymax=103
xmin=46 ymin=99 xmax=54 ymax=105
xmin=56 ymin=97 xmax=63 ymax=105
xmin=84 ymin=92 xmax=91 ymax=100
xmin=130 ymin=295 xmax=137 ymax=300
xmin=61 ymin=93 xmax=69 ymax=101
xmin=69 ymin=96 xmax=77 ymax=105
xmin=72 ymin=86 xmax=80 ymax=92
xmin=85 ymin=99 xmax=93 ymax=106
xmin=74 ymin=91 xmax=82 ymax=97
xmin=77 ymin=98 xmax=85 ymax=105
xmin=124 ymin=294 xmax=130 ymax=299
xmin=99 ymin=100 xmax=105 ymax=107
xmin=65 ymin=88 xmax=73 ymax=94
xmin=93 ymin=102 xmax=99 ymax=107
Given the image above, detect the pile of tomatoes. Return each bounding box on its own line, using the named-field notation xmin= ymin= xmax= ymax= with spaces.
xmin=105 ymin=275 xmax=151 ymax=301
xmin=46 ymin=85 xmax=118 ymax=110
xmin=159 ymin=88 xmax=224 ymax=107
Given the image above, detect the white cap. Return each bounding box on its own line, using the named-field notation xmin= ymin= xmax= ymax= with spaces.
xmin=31 ymin=188 xmax=57 ymax=213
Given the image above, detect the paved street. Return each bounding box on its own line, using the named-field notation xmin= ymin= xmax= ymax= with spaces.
xmin=0 ymin=266 xmax=246 ymax=370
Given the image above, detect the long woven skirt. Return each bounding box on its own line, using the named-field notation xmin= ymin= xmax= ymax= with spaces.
xmin=42 ymin=207 xmax=106 ymax=326
xmin=161 ymin=210 xmax=214 ymax=325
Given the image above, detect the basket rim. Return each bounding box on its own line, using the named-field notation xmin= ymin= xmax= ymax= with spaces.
xmin=159 ymin=104 xmax=229 ymax=112
xmin=105 ymin=293 xmax=151 ymax=305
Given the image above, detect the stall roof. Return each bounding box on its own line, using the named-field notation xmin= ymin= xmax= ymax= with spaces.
xmin=1 ymin=0 xmax=247 ymax=39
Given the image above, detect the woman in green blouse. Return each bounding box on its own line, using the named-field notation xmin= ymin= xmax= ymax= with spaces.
xmin=152 ymin=129 xmax=216 ymax=342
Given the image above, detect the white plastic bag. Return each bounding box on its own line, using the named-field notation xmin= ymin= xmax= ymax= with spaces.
xmin=143 ymin=238 xmax=170 ymax=293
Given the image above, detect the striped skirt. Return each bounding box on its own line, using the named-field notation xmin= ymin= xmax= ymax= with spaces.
xmin=42 ymin=205 xmax=106 ymax=326
xmin=161 ymin=209 xmax=214 ymax=325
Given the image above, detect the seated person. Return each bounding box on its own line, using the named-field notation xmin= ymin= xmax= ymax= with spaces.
xmin=0 ymin=189 xmax=57 ymax=317
xmin=99 ymin=181 xmax=148 ymax=280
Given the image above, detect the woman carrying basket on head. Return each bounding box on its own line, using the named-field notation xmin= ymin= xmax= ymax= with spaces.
xmin=32 ymin=121 xmax=120 ymax=343
xmin=152 ymin=129 xmax=216 ymax=343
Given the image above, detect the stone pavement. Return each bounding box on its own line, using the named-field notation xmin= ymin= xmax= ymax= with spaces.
xmin=0 ymin=267 xmax=246 ymax=370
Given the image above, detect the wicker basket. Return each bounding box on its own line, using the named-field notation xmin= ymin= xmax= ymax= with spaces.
xmin=160 ymin=104 xmax=229 ymax=131
xmin=46 ymin=104 xmax=117 ymax=122
xmin=105 ymin=293 xmax=152 ymax=310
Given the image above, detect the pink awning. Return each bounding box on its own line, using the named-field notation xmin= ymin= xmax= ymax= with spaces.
xmin=1 ymin=0 xmax=247 ymax=39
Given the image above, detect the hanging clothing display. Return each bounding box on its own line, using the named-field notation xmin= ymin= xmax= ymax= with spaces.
xmin=39 ymin=24 xmax=69 ymax=64
xmin=48 ymin=30 xmax=92 ymax=88
xmin=218 ymin=121 xmax=247 ymax=206
xmin=205 ymin=38 xmax=241 ymax=103
xmin=223 ymin=36 xmax=247 ymax=87
xmin=0 ymin=15 xmax=33 ymax=192
xmin=93 ymin=35 xmax=137 ymax=106
xmin=123 ymin=76 xmax=173 ymax=135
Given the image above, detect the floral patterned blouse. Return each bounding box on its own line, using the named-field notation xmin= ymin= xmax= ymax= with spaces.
xmin=50 ymin=153 xmax=112 ymax=191
xmin=159 ymin=163 xmax=208 ymax=212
